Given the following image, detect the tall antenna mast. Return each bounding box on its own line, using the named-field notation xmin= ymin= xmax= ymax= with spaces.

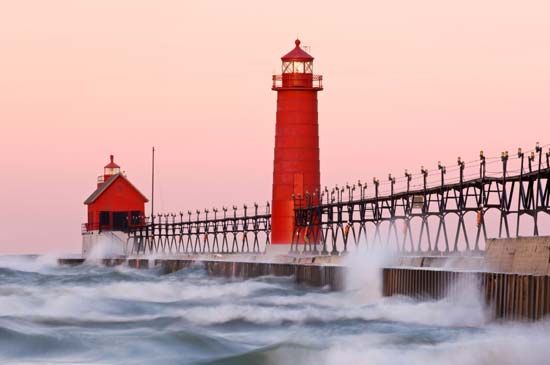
xmin=151 ymin=146 xmax=155 ymax=223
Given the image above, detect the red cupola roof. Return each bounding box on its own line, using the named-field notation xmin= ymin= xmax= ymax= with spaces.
xmin=104 ymin=155 xmax=120 ymax=169
xmin=281 ymin=39 xmax=314 ymax=62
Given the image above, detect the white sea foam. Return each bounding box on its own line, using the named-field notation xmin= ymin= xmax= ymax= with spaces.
xmin=85 ymin=235 xmax=125 ymax=260
xmin=1 ymin=255 xmax=548 ymax=364
xmin=343 ymin=246 xmax=396 ymax=303
xmin=0 ymin=251 xmax=487 ymax=328
xmin=341 ymin=246 xmax=489 ymax=327
xmin=0 ymin=254 xmax=58 ymax=273
xmin=311 ymin=322 xmax=550 ymax=365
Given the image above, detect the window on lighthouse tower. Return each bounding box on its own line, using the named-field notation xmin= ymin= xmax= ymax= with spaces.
xmin=282 ymin=61 xmax=292 ymax=73
xmin=282 ymin=61 xmax=313 ymax=74
xmin=104 ymin=166 xmax=120 ymax=176
xmin=293 ymin=62 xmax=305 ymax=73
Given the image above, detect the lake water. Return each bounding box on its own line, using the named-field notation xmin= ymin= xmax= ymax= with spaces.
xmin=0 ymin=255 xmax=549 ymax=364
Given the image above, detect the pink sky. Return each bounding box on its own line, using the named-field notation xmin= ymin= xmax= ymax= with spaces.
xmin=1 ymin=1 xmax=549 ymax=254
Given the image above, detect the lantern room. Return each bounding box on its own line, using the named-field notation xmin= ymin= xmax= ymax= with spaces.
xmin=281 ymin=39 xmax=313 ymax=74
xmin=272 ymin=39 xmax=323 ymax=90
xmin=101 ymin=155 xmax=121 ymax=185
xmin=83 ymin=155 xmax=148 ymax=232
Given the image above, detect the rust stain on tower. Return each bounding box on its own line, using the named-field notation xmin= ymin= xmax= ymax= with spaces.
xmin=271 ymin=39 xmax=323 ymax=244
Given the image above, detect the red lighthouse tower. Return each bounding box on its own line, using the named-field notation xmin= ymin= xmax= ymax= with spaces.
xmin=271 ymin=39 xmax=323 ymax=244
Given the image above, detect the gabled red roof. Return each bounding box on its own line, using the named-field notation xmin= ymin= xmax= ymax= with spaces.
xmin=281 ymin=39 xmax=314 ymax=62
xmin=84 ymin=173 xmax=148 ymax=205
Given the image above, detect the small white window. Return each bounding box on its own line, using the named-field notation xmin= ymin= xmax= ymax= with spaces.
xmin=282 ymin=61 xmax=292 ymax=73
xmin=104 ymin=167 xmax=120 ymax=175
xmin=293 ymin=61 xmax=305 ymax=73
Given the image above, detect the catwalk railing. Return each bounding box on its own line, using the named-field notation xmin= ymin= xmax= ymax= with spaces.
xmin=292 ymin=144 xmax=550 ymax=255
xmin=127 ymin=204 xmax=271 ymax=255
xmin=127 ymin=143 xmax=550 ymax=256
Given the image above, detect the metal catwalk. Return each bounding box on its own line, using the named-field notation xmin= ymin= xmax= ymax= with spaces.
xmin=128 ymin=145 xmax=550 ymax=255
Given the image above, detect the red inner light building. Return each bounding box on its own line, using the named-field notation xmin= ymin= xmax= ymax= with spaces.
xmin=271 ymin=39 xmax=323 ymax=244
xmin=83 ymin=155 xmax=148 ymax=232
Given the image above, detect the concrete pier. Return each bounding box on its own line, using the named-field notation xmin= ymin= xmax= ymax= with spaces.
xmin=383 ymin=267 xmax=550 ymax=321
xmin=129 ymin=259 xmax=346 ymax=289
xmin=58 ymin=237 xmax=550 ymax=321
xmin=58 ymin=256 xmax=346 ymax=289
xmin=57 ymin=256 xmax=550 ymax=320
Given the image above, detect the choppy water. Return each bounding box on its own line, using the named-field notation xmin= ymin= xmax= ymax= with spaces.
xmin=0 ymin=255 xmax=549 ymax=365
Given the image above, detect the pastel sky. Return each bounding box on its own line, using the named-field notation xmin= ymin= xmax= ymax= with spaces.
xmin=1 ymin=1 xmax=549 ymax=254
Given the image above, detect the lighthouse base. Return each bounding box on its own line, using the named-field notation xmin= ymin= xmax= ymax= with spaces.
xmin=82 ymin=230 xmax=129 ymax=258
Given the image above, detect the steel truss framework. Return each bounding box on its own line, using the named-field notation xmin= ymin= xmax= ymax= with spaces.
xmin=292 ymin=149 xmax=550 ymax=255
xmin=128 ymin=204 xmax=271 ymax=255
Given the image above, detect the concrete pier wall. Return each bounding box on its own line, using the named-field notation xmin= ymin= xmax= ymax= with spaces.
xmin=125 ymin=259 xmax=346 ymax=289
xmin=58 ymin=236 xmax=550 ymax=321
xmin=57 ymin=257 xmax=550 ymax=320
xmin=383 ymin=267 xmax=550 ymax=320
